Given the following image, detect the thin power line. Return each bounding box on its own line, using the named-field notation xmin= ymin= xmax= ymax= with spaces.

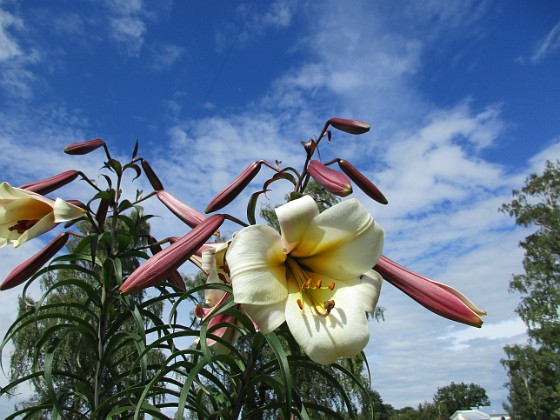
xmin=196 ymin=2 xmax=255 ymax=118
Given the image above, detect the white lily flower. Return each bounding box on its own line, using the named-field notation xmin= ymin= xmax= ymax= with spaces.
xmin=0 ymin=182 xmax=85 ymax=248
xmin=227 ymin=195 xmax=384 ymax=364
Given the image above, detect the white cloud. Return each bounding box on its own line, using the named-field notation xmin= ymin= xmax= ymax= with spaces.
xmin=109 ymin=16 xmax=146 ymax=56
xmin=443 ymin=318 xmax=527 ymax=351
xmin=150 ymin=43 xmax=185 ymax=71
xmin=0 ymin=9 xmax=23 ymax=62
xmin=0 ymin=8 xmax=42 ymax=99
xmin=531 ymin=19 xmax=560 ymax=63
xmin=215 ymin=0 xmax=297 ymax=53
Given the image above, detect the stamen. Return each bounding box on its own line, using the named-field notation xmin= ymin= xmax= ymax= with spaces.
xmin=286 ymin=258 xmax=334 ymax=318
xmin=9 ymin=219 xmax=39 ymax=234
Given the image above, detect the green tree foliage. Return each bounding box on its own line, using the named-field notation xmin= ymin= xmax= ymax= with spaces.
xmin=433 ymin=382 xmax=490 ymax=418
xmin=500 ymin=160 xmax=560 ymax=419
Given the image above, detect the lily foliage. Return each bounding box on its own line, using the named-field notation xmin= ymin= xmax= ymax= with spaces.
xmin=0 ymin=118 xmax=485 ymax=419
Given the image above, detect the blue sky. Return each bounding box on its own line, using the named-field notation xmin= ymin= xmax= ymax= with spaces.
xmin=1 ymin=0 xmax=560 ymax=414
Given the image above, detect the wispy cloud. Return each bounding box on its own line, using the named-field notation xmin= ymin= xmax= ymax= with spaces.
xmin=150 ymin=43 xmax=186 ymax=71
xmin=104 ymin=0 xmax=171 ymax=57
xmin=531 ymin=19 xmax=560 ymax=63
xmin=0 ymin=9 xmax=23 ymax=62
xmin=0 ymin=8 xmax=41 ymax=99
xmin=215 ymin=0 xmax=297 ymax=53
xmin=443 ymin=318 xmax=526 ymax=351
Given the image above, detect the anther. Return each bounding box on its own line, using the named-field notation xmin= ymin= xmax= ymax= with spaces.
xmin=315 ymin=279 xmax=322 ymax=288
xmin=328 ymin=282 xmax=335 ymax=291
xmin=9 ymin=219 xmax=38 ymax=234
xmin=297 ymin=299 xmax=304 ymax=311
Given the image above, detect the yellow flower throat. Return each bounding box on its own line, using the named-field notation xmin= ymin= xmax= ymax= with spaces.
xmin=285 ymin=257 xmax=335 ymax=317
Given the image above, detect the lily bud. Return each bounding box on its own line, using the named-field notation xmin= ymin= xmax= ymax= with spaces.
xmin=157 ymin=190 xmax=206 ymax=229
xmin=328 ymin=118 xmax=370 ymax=135
xmin=141 ymin=159 xmax=164 ymax=191
xmin=374 ymin=256 xmax=486 ymax=328
xmin=19 ymin=170 xmax=79 ymax=196
xmin=1 ymin=232 xmax=69 ymax=290
xmin=120 ymin=214 xmax=224 ymax=294
xmin=308 ymin=160 xmax=352 ymax=197
xmin=205 ymin=161 xmax=262 ymax=213
xmin=194 ymin=291 xmax=241 ymax=349
xmin=338 ymin=159 xmax=388 ymax=204
xmin=64 ymin=139 xmax=105 ymax=155
xmin=147 ymin=236 xmax=186 ymax=291
xmin=95 ymin=198 xmax=110 ymax=231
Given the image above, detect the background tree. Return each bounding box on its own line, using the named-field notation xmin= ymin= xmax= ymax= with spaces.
xmin=500 ymin=160 xmax=560 ymax=419
xmin=433 ymin=382 xmax=490 ymax=418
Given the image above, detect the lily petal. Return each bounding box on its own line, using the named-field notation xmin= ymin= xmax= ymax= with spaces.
xmin=285 ymin=278 xmax=371 ymax=365
xmin=291 ymin=199 xmax=384 ymax=280
xmin=275 ymin=195 xmax=319 ymax=254
xmin=242 ymin=300 xmax=286 ymax=334
xmin=53 ymin=198 xmax=87 ymax=223
xmin=228 ymin=225 xmax=288 ymax=305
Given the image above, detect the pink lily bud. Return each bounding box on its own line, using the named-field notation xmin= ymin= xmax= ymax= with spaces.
xmin=141 ymin=159 xmax=164 ymax=191
xmin=147 ymin=236 xmax=186 ymax=291
xmin=374 ymin=256 xmax=486 ymax=328
xmin=205 ymin=161 xmax=262 ymax=213
xmin=308 ymin=160 xmax=353 ymax=197
xmin=64 ymin=139 xmax=105 ymax=155
xmin=1 ymin=232 xmax=69 ymax=290
xmin=328 ymin=118 xmax=370 ymax=135
xmin=95 ymin=198 xmax=110 ymax=231
xmin=19 ymin=170 xmax=79 ymax=196
xmin=120 ymin=214 xmax=225 ymax=294
xmin=337 ymin=159 xmax=388 ymax=204
xmin=195 ymin=291 xmax=241 ymax=349
xmin=157 ymin=190 xmax=206 ymax=229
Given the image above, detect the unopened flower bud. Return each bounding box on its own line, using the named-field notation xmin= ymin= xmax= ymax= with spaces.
xmin=95 ymin=198 xmax=110 ymax=231
xmin=205 ymin=161 xmax=262 ymax=213
xmin=141 ymin=159 xmax=164 ymax=191
xmin=374 ymin=256 xmax=486 ymax=328
xmin=64 ymin=139 xmax=105 ymax=155
xmin=19 ymin=170 xmax=79 ymax=196
xmin=1 ymin=232 xmax=69 ymax=290
xmin=308 ymin=160 xmax=352 ymax=197
xmin=120 ymin=214 xmax=225 ymax=294
xmin=338 ymin=159 xmax=388 ymax=204
xmin=328 ymin=118 xmax=370 ymax=135
xmin=157 ymin=190 xmax=206 ymax=229
xmin=147 ymin=236 xmax=186 ymax=291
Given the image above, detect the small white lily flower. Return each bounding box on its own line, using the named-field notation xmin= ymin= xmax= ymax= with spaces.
xmin=0 ymin=182 xmax=86 ymax=248
xmin=227 ymin=195 xmax=384 ymax=364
